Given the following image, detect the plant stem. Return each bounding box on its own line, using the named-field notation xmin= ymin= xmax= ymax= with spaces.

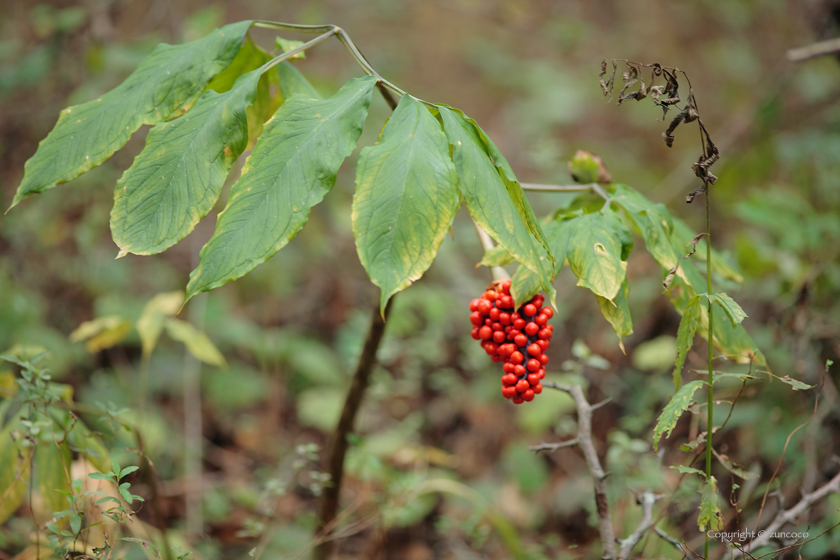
xmin=471 ymin=218 xmax=509 ymax=282
xmin=704 ymin=186 xmax=714 ymax=559
xmin=314 ymin=300 xmax=393 ymax=560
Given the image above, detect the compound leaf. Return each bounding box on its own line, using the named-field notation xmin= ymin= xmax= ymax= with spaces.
xmin=438 ymin=107 xmax=555 ymax=303
xmin=110 ymin=67 xmax=261 ymax=256
xmin=186 ymin=76 xmax=376 ymax=303
xmin=11 ymin=21 xmax=253 ymax=208
xmin=653 ymin=379 xmax=704 ymax=451
xmin=353 ymin=95 xmax=459 ymax=315
xmin=510 ymin=218 xmax=572 ymax=305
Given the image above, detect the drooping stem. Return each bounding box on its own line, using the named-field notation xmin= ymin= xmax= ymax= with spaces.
xmin=704 ymin=186 xmax=714 ymax=559
xmin=314 ymin=300 xmax=393 ymax=560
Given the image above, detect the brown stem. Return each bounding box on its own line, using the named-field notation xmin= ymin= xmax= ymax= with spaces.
xmin=314 ymin=300 xmax=393 ymax=560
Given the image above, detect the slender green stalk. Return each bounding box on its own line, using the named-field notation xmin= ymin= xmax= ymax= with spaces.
xmin=471 ymin=218 xmax=509 ymax=282
xmin=704 ymin=187 xmax=714 ymax=559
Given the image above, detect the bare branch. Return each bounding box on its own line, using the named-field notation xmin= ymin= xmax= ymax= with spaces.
xmin=530 ymin=438 xmax=578 ymax=453
xmin=787 ymin=37 xmax=840 ymax=62
xmin=747 ymin=469 xmax=840 ymax=551
xmin=617 ymin=491 xmax=658 ymax=558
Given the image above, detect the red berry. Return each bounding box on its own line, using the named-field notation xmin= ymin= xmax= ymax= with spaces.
xmin=525 ymin=322 xmax=539 ymax=336
xmin=539 ymin=354 xmax=549 ymax=365
xmin=515 ymin=380 xmax=529 ymax=392
xmin=527 ymin=373 xmax=540 ymax=385
xmin=502 ymin=374 xmax=517 ymax=386
xmin=483 ymin=342 xmax=498 ymax=355
xmin=479 ymin=326 xmax=492 ymax=340
xmin=500 ymin=295 xmax=514 ymax=309
xmin=477 ymin=299 xmax=492 ymax=314
xmin=513 ymin=397 xmax=524 ymax=404
xmin=499 ymin=312 xmax=511 ymax=325
xmin=502 ymin=386 xmax=517 ymax=398
xmin=491 ymin=322 xmax=502 ymax=331
xmin=533 ymin=384 xmax=543 ymax=394
xmin=470 ymin=299 xmax=481 ymax=312
xmin=491 ymin=355 xmax=501 ymax=362
xmin=471 ymin=327 xmax=481 ymax=340
xmin=502 ymin=343 xmax=516 ymax=357
xmin=514 ymin=334 xmax=528 ymax=347
xmin=538 ymin=328 xmax=552 ymax=340
xmin=535 ymin=313 xmax=548 ymax=326
xmin=493 ymin=331 xmax=506 ymax=343
xmin=542 ymin=307 xmax=554 ymax=319
xmin=489 ymin=307 xmax=501 ymax=321
xmin=509 ymin=351 xmax=524 ymax=364
xmin=514 ymin=364 xmax=526 ymax=376
xmin=484 ymin=318 xmax=492 ymax=326
xmin=533 ymin=298 xmax=543 ymax=309
xmin=501 ymin=279 xmax=511 ymax=294
xmin=503 ymin=363 xmax=516 ymax=374
xmin=483 ymin=290 xmax=498 ymax=301
xmin=527 ymin=359 xmax=540 ymax=372
xmin=537 ymin=339 xmax=549 ymax=351
xmin=508 ymin=329 xmax=521 ymax=339
xmin=523 ymin=304 xmax=537 ymax=317
xmin=513 ymin=318 xmax=526 ymax=330
xmin=522 ymin=389 xmax=535 ymax=401
xmin=470 ymin=312 xmax=483 ymax=325
xmin=527 ymin=343 xmax=542 ymax=357
xmin=538 ymin=368 xmax=545 ymax=379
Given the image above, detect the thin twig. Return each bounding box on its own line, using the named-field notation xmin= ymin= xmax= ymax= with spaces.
xmin=787 ymin=37 xmax=840 ymax=62
xmin=472 ymin=218 xmax=509 ymax=282
xmin=746 ymin=469 xmax=840 ymax=551
xmin=530 ymin=438 xmax=578 ymax=453
xmin=617 ymin=491 xmax=658 ymax=559
xmin=542 ymin=382 xmax=617 ymax=559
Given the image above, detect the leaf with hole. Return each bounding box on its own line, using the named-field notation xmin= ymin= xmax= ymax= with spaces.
xmin=353 ymin=95 xmax=459 ymax=314
xmin=565 ymin=209 xmax=632 ymax=301
xmin=186 ymin=76 xmax=376 ymax=302
xmin=11 ymin=21 xmax=253 ymax=208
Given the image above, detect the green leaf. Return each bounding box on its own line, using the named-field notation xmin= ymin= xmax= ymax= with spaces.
xmin=565 ymin=210 xmax=632 ymax=301
xmin=136 ymin=291 xmax=185 ymax=358
xmin=436 ymin=105 xmax=554 ymax=268
xmin=69 ymin=316 xmax=133 ymax=353
xmin=11 ymin=21 xmax=253 ymax=208
xmin=206 ymin=34 xmax=269 ymax=94
xmin=713 ymin=450 xmax=757 ymax=480
xmin=670 ymin=465 xmax=706 ymax=477
xmin=66 ymin=425 xmax=109 ymax=472
xmin=709 ymin=293 xmax=747 ymax=328
xmin=653 ymin=379 xmax=704 ymax=451
xmin=35 ymin=439 xmax=72 ymax=518
xmin=0 ymin=418 xmax=31 ymax=525
xmin=275 ymin=37 xmax=306 ymax=60
xmin=69 ymin=513 xmax=81 ymax=535
xmin=510 ymin=219 xmax=572 ymax=306
xmin=698 ymin=476 xmax=723 ymax=532
xmin=276 ymin=61 xmax=321 ymax=100
xmin=164 ymin=320 xmax=227 ymax=368
xmin=480 ymin=245 xmax=516 ymax=267
xmin=596 ymin=279 xmax=633 ymax=346
xmin=776 ymin=375 xmax=814 ymax=391
xmin=438 ymin=107 xmax=555 ymax=302
xmin=111 ymin=66 xmax=262 ymax=256
xmin=353 ymin=95 xmax=459 ymax=314
xmin=673 ymin=295 xmax=702 ymax=390
xmin=119 ymin=465 xmax=140 ymax=479
xmin=185 ymin=76 xmax=376 ymax=302
xmin=611 ymin=184 xmax=677 ymax=269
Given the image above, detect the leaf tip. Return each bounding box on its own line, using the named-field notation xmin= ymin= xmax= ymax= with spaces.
xmin=115 ymin=249 xmax=129 ymax=259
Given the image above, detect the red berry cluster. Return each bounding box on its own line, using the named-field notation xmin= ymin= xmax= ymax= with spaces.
xmin=469 ymin=279 xmax=554 ymax=405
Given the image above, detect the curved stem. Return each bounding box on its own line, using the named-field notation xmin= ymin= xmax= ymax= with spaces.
xmin=260 ymin=29 xmax=337 ymax=75
xmin=704 ymin=187 xmax=714 ymax=559
xmin=520 ymin=182 xmax=612 ymax=210
xmin=314 ymin=301 xmax=393 ymax=560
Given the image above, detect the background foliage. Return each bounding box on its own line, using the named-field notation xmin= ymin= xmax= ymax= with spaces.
xmin=1 ymin=0 xmax=839 ymax=558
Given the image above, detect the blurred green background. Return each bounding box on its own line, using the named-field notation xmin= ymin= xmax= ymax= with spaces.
xmin=1 ymin=0 xmax=839 ymax=558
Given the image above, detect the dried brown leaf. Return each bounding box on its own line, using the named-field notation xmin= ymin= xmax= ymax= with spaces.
xmin=600 ymin=60 xmax=618 ymax=102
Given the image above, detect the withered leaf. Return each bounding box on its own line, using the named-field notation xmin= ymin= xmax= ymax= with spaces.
xmin=600 ymin=60 xmax=618 ymax=102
